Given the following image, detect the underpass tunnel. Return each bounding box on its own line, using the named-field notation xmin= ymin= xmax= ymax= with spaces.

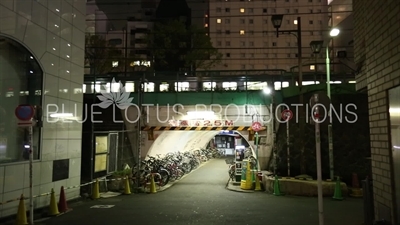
xmin=146 ymin=130 xmax=259 ymax=169
xmin=122 ymin=104 xmax=273 ymax=170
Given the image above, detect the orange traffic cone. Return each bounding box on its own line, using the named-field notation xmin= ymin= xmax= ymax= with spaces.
xmin=352 ymin=173 xmax=360 ymax=188
xmin=15 ymin=194 xmax=28 ymax=225
xmin=350 ymin=173 xmax=363 ymax=197
xmin=58 ymin=186 xmax=71 ymax=213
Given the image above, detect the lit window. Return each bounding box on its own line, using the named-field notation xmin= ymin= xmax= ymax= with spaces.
xmin=240 ymin=8 xmax=245 ymax=13
xmin=217 ymin=19 xmax=221 ymax=23
xmin=111 ymin=82 xmax=122 ymax=92
xmin=274 ymin=82 xmax=289 ymax=91
xmin=175 ymin=82 xmax=190 ymax=92
xmin=203 ymin=82 xmax=216 ymax=91
xmin=303 ymin=81 xmax=319 ymax=86
xmin=310 ymin=65 xmax=315 ymax=70
xmin=112 ymin=61 xmax=118 ymax=67
xmin=246 ymin=82 xmax=267 ymax=90
xmin=125 ymin=82 xmax=135 ymax=92
xmin=240 ymin=30 xmax=245 ymax=35
xmin=144 ymin=82 xmax=155 ymax=92
xmin=222 ymin=82 xmax=237 ymax=90
xmin=160 ymin=83 xmax=169 ymax=92
xmin=204 ymin=23 xmax=208 ymax=27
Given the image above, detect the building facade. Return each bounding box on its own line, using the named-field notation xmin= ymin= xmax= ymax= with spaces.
xmin=354 ymin=0 xmax=400 ymax=224
xmin=208 ymin=0 xmax=330 ymax=72
xmin=0 ymin=0 xmax=85 ymax=218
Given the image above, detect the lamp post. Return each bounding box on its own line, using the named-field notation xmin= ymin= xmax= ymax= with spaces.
xmin=271 ymin=15 xmax=305 ymax=174
xmin=135 ymin=64 xmax=150 ymax=189
xmin=309 ymin=28 xmax=340 ymax=181
xmin=263 ymin=87 xmax=276 ymax=174
xmin=271 ymin=15 xmax=302 ymax=90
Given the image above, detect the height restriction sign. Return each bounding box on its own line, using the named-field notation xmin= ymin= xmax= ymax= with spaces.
xmin=251 ymin=121 xmax=262 ymax=132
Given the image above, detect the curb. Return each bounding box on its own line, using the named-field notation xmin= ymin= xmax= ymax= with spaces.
xmin=225 ymin=179 xmax=255 ymax=193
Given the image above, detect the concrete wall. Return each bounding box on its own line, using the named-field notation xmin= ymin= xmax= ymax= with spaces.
xmin=353 ymin=0 xmax=400 ymax=223
xmin=0 ymin=0 xmax=85 ymax=218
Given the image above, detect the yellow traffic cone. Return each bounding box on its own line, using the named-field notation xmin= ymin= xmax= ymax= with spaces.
xmin=149 ymin=174 xmax=157 ymax=194
xmin=254 ymin=172 xmax=262 ymax=191
xmin=124 ymin=176 xmax=131 ymax=195
xmin=92 ymin=179 xmax=100 ymax=199
xmin=49 ymin=188 xmax=60 ymax=216
xmin=15 ymin=194 xmax=28 ymax=225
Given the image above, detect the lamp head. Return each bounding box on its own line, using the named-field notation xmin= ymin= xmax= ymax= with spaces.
xmin=271 ymin=14 xmax=284 ymax=29
xmin=309 ymin=40 xmax=324 ymax=54
xmin=330 ymin=28 xmax=340 ymax=37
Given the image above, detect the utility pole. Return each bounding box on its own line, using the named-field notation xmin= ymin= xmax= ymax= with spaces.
xmin=271 ymin=15 xmax=305 ymax=174
xmin=136 ymin=75 xmax=144 ymax=189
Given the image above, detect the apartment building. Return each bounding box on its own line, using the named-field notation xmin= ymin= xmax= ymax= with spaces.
xmin=208 ymin=0 xmax=330 ymax=72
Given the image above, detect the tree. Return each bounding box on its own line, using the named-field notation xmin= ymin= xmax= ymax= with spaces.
xmin=85 ymin=34 xmax=123 ymax=75
xmin=185 ymin=25 xmax=223 ymax=71
xmin=146 ymin=20 xmax=222 ymax=72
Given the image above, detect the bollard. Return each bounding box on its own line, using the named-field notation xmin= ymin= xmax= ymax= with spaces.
xmin=49 ymin=188 xmax=60 ymax=216
xmin=92 ymin=179 xmax=100 ymax=199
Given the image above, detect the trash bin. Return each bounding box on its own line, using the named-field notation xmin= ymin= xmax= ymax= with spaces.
xmin=362 ymin=177 xmax=374 ymax=225
xmin=240 ymin=160 xmax=252 ymax=190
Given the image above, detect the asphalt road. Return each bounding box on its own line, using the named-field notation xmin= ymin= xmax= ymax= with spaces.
xmin=41 ymin=158 xmax=364 ymax=225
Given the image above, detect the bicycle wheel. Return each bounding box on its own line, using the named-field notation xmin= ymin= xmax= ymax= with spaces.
xmin=157 ymin=170 xmax=170 ymax=187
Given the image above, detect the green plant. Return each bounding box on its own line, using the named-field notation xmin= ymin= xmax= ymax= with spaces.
xmin=112 ymin=169 xmax=131 ymax=177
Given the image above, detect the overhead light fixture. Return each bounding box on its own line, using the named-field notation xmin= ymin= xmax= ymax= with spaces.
xmin=330 ymin=28 xmax=340 ymax=37
xmin=263 ymin=87 xmax=272 ymax=95
xmin=389 ymin=108 xmax=400 ymax=114
xmin=50 ymin=113 xmax=73 ymax=118
xmin=187 ymin=111 xmax=214 ymax=118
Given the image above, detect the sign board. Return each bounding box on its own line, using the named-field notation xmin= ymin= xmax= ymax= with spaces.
xmin=168 ymin=119 xmax=234 ymax=127
xmin=15 ymin=105 xmax=34 ymax=121
xmin=281 ymin=109 xmax=293 ymax=121
xmin=251 ymin=121 xmax=262 ymax=132
xmin=235 ymin=162 xmax=242 ymax=175
xmin=17 ymin=121 xmax=36 ymax=127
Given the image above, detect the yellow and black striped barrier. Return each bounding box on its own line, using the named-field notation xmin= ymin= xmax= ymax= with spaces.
xmin=141 ymin=126 xmax=266 ymax=131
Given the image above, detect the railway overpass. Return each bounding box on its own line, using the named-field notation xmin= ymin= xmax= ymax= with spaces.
xmin=78 ymin=81 xmax=357 ymax=180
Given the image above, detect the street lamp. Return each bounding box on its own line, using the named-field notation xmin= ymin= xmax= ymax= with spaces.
xmin=271 ymin=14 xmax=305 ymax=174
xmin=271 ymin=15 xmax=302 ymax=89
xmin=309 ymin=28 xmax=340 ymax=181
